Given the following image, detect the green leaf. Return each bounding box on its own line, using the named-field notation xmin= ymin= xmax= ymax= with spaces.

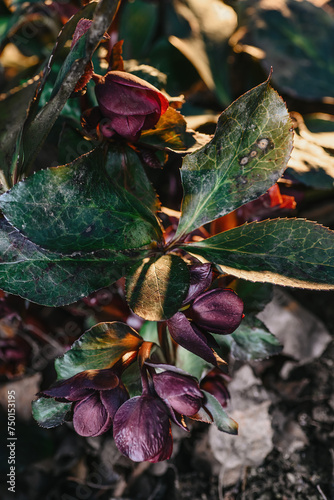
xmin=139 ymin=321 xmax=159 ymax=343
xmin=0 ymin=218 xmax=146 ymax=306
xmin=32 ymin=397 xmax=72 ymax=429
xmin=169 ymin=0 xmax=237 ymax=107
xmin=229 ymin=316 xmax=282 ymax=361
xmin=241 ymin=0 xmax=334 ymax=100
xmin=202 ymin=390 xmax=238 ymax=434
xmin=19 ymin=0 xmax=120 ymax=174
xmin=55 ymin=322 xmax=143 ymax=380
xmin=126 ymin=254 xmax=190 ymax=321
xmin=182 ymin=218 xmax=334 ymax=290
xmin=0 ymin=148 xmax=162 ymax=253
xmin=175 ymin=79 xmax=293 ymax=238
xmin=0 ymin=80 xmax=39 ymax=192
xmin=176 ymin=344 xmax=212 ymax=380
xmin=106 ymin=144 xmax=158 ymax=211
xmin=233 ymin=280 xmax=273 ymax=314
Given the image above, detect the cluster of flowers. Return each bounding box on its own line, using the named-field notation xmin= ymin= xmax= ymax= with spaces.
xmin=39 ymin=264 xmax=243 ymax=462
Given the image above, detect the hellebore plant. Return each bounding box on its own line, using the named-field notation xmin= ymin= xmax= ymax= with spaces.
xmin=0 ymin=0 xmax=334 ymax=464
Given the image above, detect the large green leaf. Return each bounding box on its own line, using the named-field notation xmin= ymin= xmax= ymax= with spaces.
xmin=175 ymin=79 xmax=293 ymax=238
xmin=182 ymin=218 xmax=334 ymax=290
xmin=55 ymin=322 xmax=143 ymax=379
xmin=0 ymin=148 xmax=162 ymax=253
xmin=240 ymin=0 xmax=334 ymax=101
xmin=106 ymin=144 xmax=158 ymax=211
xmin=126 ymin=254 xmax=190 ymax=321
xmin=0 ymin=218 xmax=146 ymax=306
xmin=32 ymin=398 xmax=72 ymax=429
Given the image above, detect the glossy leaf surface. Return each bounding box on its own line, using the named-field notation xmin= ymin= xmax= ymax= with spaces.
xmin=0 ymin=148 xmax=162 ymax=253
xmin=176 ymin=79 xmax=293 ymax=238
xmin=0 ymin=219 xmax=146 ymax=306
xmin=126 ymin=254 xmax=190 ymax=321
xmin=55 ymin=322 xmax=143 ymax=380
xmin=183 ymin=219 xmax=334 ymax=290
xmin=32 ymin=398 xmax=72 ymax=429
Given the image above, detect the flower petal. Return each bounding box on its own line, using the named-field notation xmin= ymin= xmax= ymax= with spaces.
xmin=113 ymin=395 xmax=172 ymax=462
xmin=40 ymin=369 xmax=119 ymax=401
xmin=167 ymin=312 xmax=217 ymax=366
xmin=182 ymin=263 xmax=212 ymax=305
xmin=190 ymin=289 xmax=244 ymax=334
xmin=108 ymin=113 xmax=146 ymax=141
xmin=100 ymin=384 xmax=129 ymax=420
xmin=73 ymin=392 xmax=112 ymax=437
xmin=153 ymin=371 xmax=203 ymax=416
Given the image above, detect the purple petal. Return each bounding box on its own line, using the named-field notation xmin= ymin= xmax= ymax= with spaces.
xmin=189 ymin=289 xmax=244 ymax=334
xmin=167 ymin=312 xmax=217 ymax=366
xmin=100 ymin=384 xmax=129 ymax=420
xmin=108 ymin=113 xmax=146 ymax=140
xmin=96 ymin=79 xmax=161 ymax=117
xmin=41 ymin=369 xmax=120 ymax=401
xmin=113 ymin=395 xmax=172 ymax=462
xmin=153 ymin=371 xmax=203 ymax=416
xmin=182 ymin=263 xmax=212 ymax=305
xmin=99 ymin=119 xmax=115 ymax=138
xmin=73 ymin=392 xmax=112 ymax=437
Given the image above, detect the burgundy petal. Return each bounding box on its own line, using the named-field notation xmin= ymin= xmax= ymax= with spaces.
xmin=96 ymin=80 xmax=161 ymax=117
xmin=73 ymin=392 xmax=112 ymax=437
xmin=189 ymin=289 xmax=244 ymax=334
xmin=167 ymin=312 xmax=217 ymax=366
xmin=108 ymin=113 xmax=146 ymax=141
xmin=100 ymin=384 xmax=129 ymax=420
xmin=99 ymin=119 xmax=115 ymax=138
xmin=182 ymin=263 xmax=212 ymax=305
xmin=41 ymin=369 xmax=119 ymax=401
xmin=153 ymin=371 xmax=203 ymax=416
xmin=113 ymin=395 xmax=172 ymax=462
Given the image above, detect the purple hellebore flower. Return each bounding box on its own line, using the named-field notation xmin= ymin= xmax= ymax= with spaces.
xmin=167 ymin=263 xmax=244 ymax=365
xmin=94 ymin=71 xmax=169 ymax=141
xmin=40 ymin=369 xmax=129 ymax=437
xmin=113 ymin=395 xmax=173 ymax=462
xmin=152 ymin=369 xmax=204 ymax=416
xmin=113 ymin=364 xmax=205 ymax=462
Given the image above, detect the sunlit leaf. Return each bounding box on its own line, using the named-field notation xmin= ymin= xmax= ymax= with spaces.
xmin=126 ymin=254 xmax=190 ymax=321
xmin=55 ymin=322 xmax=143 ymax=379
xmin=183 ymin=218 xmax=334 ymax=289
xmin=175 ymin=79 xmax=293 ymax=238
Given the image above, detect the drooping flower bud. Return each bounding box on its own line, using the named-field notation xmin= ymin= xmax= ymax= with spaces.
xmin=189 ymin=289 xmax=244 ymax=334
xmin=152 ymin=370 xmax=204 ymax=416
xmin=113 ymin=395 xmax=173 ymax=462
xmin=95 ymin=71 xmax=169 ymax=141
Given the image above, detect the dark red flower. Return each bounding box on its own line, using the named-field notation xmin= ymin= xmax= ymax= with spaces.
xmin=94 ymin=71 xmax=169 ymax=141
xmin=113 ymin=395 xmax=173 ymax=462
xmin=152 ymin=369 xmax=204 ymax=416
xmin=167 ymin=263 xmax=244 ymax=365
xmin=40 ymin=369 xmax=129 ymax=437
